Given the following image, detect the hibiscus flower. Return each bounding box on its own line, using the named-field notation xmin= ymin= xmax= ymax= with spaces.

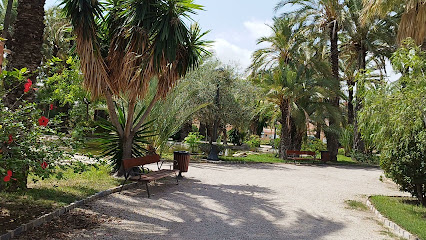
xmin=38 ymin=116 xmax=49 ymax=126
xmin=24 ymin=79 xmax=32 ymax=93
xmin=41 ymin=161 xmax=48 ymax=169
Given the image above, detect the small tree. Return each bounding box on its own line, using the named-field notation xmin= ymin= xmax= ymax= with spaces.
xmin=184 ymin=132 xmax=203 ymax=153
xmin=359 ymin=40 xmax=426 ymax=206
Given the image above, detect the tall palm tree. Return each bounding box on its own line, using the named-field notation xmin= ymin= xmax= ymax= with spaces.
xmin=341 ymin=0 xmax=397 ymax=152
xmin=276 ymin=0 xmax=344 ymax=161
xmin=251 ymin=17 xmax=338 ymax=159
xmin=62 ymin=0 xmax=210 ymax=173
xmin=362 ymin=0 xmax=426 ymax=49
xmin=4 ymin=0 xmax=46 ymax=108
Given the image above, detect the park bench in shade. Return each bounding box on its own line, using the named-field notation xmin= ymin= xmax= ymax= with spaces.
xmin=120 ymin=154 xmax=179 ymax=198
xmin=286 ymin=150 xmax=318 ymax=163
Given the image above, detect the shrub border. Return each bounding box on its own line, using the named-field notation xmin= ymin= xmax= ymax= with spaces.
xmin=0 ymin=182 xmax=138 ymax=240
xmin=366 ymin=196 xmax=420 ymax=240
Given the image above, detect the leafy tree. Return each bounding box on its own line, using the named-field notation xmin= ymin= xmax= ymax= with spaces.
xmin=358 ymin=40 xmax=426 ymax=206
xmin=184 ymin=132 xmax=203 ymax=152
xmin=62 ymin=0 xmax=209 ymax=174
xmin=276 ymin=0 xmax=344 ymax=161
xmin=340 ymin=0 xmax=397 ymax=153
xmin=251 ymin=17 xmax=339 ymax=159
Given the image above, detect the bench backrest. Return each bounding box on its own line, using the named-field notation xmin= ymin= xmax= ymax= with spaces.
xmin=286 ymin=150 xmax=316 ymax=156
xmin=122 ymin=154 xmax=160 ymax=170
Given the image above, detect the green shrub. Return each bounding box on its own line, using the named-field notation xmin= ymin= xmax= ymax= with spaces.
xmin=301 ymin=137 xmax=326 ymax=154
xmin=228 ymin=128 xmax=245 ymax=146
xmin=358 ymin=40 xmax=426 ymax=205
xmin=184 ymin=132 xmax=204 ymax=152
xmin=270 ymin=138 xmax=280 ymax=149
xmin=350 ymin=151 xmax=379 ymax=165
xmin=244 ymin=135 xmax=261 ymax=148
xmin=191 ymin=124 xmax=199 ymax=133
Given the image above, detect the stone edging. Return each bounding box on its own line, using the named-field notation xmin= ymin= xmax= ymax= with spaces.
xmin=366 ymin=196 xmax=419 ymax=240
xmin=0 ymin=182 xmax=138 ymax=240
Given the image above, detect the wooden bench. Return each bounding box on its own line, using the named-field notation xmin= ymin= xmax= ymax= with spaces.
xmin=120 ymin=154 xmax=179 ymax=198
xmin=286 ymin=150 xmax=317 ymax=163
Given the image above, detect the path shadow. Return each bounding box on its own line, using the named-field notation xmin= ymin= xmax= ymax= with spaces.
xmin=79 ymin=178 xmax=345 ymax=240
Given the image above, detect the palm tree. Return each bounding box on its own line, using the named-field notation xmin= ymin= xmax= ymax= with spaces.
xmin=341 ymin=0 xmax=397 ymax=152
xmin=362 ymin=0 xmax=426 ymax=49
xmin=276 ymin=0 xmax=344 ymax=161
xmin=3 ymin=0 xmax=46 ymax=108
xmin=61 ymin=0 xmax=210 ymax=174
xmin=251 ymin=17 xmax=338 ymax=159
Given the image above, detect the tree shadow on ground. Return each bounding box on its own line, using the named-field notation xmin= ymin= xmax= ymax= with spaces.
xmin=75 ymin=178 xmax=345 ymax=240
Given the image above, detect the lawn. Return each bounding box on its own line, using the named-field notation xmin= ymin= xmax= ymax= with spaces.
xmin=370 ymin=196 xmax=426 ymax=240
xmin=0 ymin=164 xmax=121 ymax=235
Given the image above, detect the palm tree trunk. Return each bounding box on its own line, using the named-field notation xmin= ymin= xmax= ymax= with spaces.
xmin=326 ymin=20 xmax=340 ymax=162
xmin=4 ymin=0 xmax=45 ymax=109
xmin=353 ymin=47 xmax=366 ymax=153
xmin=347 ymin=79 xmax=354 ymax=125
xmin=279 ymin=100 xmax=292 ymax=159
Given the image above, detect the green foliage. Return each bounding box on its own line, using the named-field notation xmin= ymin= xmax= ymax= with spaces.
xmin=301 ymin=137 xmax=326 ymax=154
xmin=358 ymin=40 xmax=426 ymax=205
xmin=350 ymin=151 xmax=379 ymax=165
xmin=0 ymin=101 xmax=67 ymax=191
xmin=244 ymin=135 xmax=261 ymax=148
xmin=340 ymin=125 xmax=354 ymax=156
xmin=198 ymin=143 xmax=225 ymax=155
xmin=270 ymin=138 xmax=280 ymax=149
xmin=184 ymin=132 xmax=204 ymax=152
xmin=38 ymin=57 xmax=97 ymax=143
xmin=97 ymin=103 xmax=155 ymax=172
xmin=228 ymin=128 xmax=245 ymax=146
xmin=191 ymin=124 xmax=199 ymax=132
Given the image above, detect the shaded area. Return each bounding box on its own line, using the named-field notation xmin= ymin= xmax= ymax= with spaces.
xmin=70 ymin=178 xmax=345 ymax=240
xmin=15 ymin=209 xmax=109 ymax=240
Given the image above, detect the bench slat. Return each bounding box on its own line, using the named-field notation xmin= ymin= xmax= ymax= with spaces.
xmin=123 ymin=154 xmax=160 ymax=170
xmin=128 ymin=169 xmax=179 ymax=182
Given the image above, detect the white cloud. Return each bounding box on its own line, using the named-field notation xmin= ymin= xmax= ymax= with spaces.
xmin=210 ymin=38 xmax=252 ymax=72
xmin=243 ymin=20 xmax=273 ymax=40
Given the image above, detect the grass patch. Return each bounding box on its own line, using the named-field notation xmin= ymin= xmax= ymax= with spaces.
xmin=77 ymin=140 xmax=103 ymax=156
xmin=370 ymin=196 xmax=426 ymax=239
xmin=345 ymin=200 xmax=368 ymax=211
xmin=0 ymin=164 xmax=120 ymax=234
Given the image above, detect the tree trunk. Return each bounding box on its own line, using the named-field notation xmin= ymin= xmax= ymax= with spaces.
xmin=4 ymin=0 xmax=45 ymax=108
xmin=278 ymin=100 xmax=292 ymax=159
xmin=353 ymin=47 xmax=367 ymax=153
xmin=347 ymin=79 xmax=354 ymax=125
xmin=327 ymin=20 xmax=340 ymax=162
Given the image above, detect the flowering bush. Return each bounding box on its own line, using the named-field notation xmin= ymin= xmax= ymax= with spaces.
xmin=0 ymin=69 xmax=68 ymax=191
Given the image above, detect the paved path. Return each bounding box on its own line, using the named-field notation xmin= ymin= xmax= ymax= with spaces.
xmin=71 ymin=163 xmax=405 ymax=240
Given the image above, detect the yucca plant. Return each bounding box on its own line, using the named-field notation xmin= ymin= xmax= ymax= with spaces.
xmin=97 ymin=103 xmax=156 ymax=172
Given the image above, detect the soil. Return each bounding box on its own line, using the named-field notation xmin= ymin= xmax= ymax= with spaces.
xmin=0 ymin=199 xmax=52 ymax=235
xmin=15 ymin=207 xmax=113 ymax=240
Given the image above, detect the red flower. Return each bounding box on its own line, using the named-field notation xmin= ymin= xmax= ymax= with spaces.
xmin=41 ymin=161 xmax=48 ymax=170
xmin=38 ymin=116 xmax=49 ymax=126
xmin=3 ymin=175 xmax=10 ymax=182
xmin=49 ymin=104 xmax=54 ymax=110
xmin=24 ymin=79 xmax=32 ymax=93
xmin=3 ymin=170 xmax=13 ymax=182
xmin=7 ymin=134 xmax=13 ymax=144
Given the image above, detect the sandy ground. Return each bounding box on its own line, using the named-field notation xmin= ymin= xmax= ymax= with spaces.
xmin=68 ymin=163 xmax=405 ymax=240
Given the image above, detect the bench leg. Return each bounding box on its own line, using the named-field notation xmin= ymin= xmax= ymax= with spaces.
xmin=145 ymin=182 xmax=150 ymax=198
xmin=176 ymin=173 xmax=179 ymax=185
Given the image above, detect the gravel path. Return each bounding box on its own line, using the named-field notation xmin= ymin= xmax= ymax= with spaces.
xmin=70 ymin=163 xmax=405 ymax=240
